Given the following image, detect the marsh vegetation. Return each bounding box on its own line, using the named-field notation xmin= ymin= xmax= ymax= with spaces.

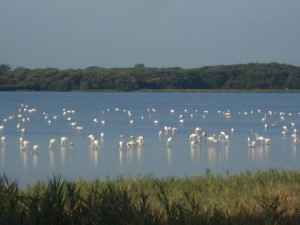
xmin=1 ymin=169 xmax=300 ymax=224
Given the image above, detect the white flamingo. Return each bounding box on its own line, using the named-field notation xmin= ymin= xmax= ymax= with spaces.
xmin=22 ymin=140 xmax=30 ymax=151
xmin=49 ymin=138 xmax=56 ymax=149
xmin=60 ymin=136 xmax=68 ymax=147
xmin=100 ymin=132 xmax=105 ymax=140
xmin=88 ymin=134 xmax=95 ymax=144
xmin=136 ymin=136 xmax=144 ymax=147
xmin=167 ymin=136 xmax=174 ymax=147
xmin=33 ymin=145 xmax=39 ymax=153
xmin=91 ymin=139 xmax=100 ymax=150
xmin=207 ymin=135 xmax=218 ymax=143
xmin=247 ymin=137 xmax=256 ymax=148
xmin=1 ymin=136 xmax=6 ymax=146
xmin=255 ymin=133 xmax=265 ymax=145
xmin=126 ymin=139 xmax=135 ymax=149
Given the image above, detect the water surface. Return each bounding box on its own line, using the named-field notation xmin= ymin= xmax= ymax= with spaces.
xmin=0 ymin=92 xmax=299 ymax=186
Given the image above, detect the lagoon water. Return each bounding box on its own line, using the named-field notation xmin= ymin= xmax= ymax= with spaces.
xmin=0 ymin=92 xmax=300 ymax=186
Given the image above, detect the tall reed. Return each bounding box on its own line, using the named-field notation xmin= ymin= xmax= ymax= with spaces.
xmin=0 ymin=169 xmax=299 ymax=225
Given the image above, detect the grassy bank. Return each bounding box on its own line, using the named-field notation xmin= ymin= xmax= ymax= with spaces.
xmin=1 ymin=169 xmax=300 ymax=225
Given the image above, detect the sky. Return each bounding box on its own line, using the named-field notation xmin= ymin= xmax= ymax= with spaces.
xmin=0 ymin=0 xmax=300 ymax=69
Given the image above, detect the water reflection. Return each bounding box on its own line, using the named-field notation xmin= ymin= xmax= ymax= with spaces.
xmin=291 ymin=144 xmax=297 ymax=161
xmin=61 ymin=147 xmax=66 ymax=166
xmin=119 ymin=150 xmax=123 ymax=166
xmin=248 ymin=145 xmax=269 ymax=164
xmin=166 ymin=147 xmax=172 ymax=164
xmin=207 ymin=146 xmax=219 ymax=164
xmin=137 ymin=147 xmax=143 ymax=165
xmin=21 ymin=150 xmax=29 ymax=171
xmin=190 ymin=145 xmax=201 ymax=162
xmin=69 ymin=150 xmax=74 ymax=161
xmin=89 ymin=149 xmax=99 ymax=168
xmin=222 ymin=144 xmax=229 ymax=165
xmin=1 ymin=146 xmax=5 ymax=168
xmin=0 ymin=92 xmax=300 ymax=186
xmin=127 ymin=149 xmax=133 ymax=164
xmin=49 ymin=149 xmax=55 ymax=169
xmin=33 ymin=153 xmax=38 ymax=169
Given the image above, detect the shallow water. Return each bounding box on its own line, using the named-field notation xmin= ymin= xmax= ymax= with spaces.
xmin=0 ymin=92 xmax=299 ymax=186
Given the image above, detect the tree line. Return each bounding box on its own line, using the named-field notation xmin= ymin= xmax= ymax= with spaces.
xmin=0 ymin=62 xmax=299 ymax=91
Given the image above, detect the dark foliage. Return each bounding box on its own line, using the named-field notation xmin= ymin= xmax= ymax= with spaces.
xmin=0 ymin=63 xmax=299 ymax=91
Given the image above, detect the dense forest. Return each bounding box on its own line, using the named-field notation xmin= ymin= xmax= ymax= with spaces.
xmin=0 ymin=62 xmax=299 ymax=91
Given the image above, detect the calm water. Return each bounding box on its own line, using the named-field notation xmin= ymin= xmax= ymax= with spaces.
xmin=0 ymin=92 xmax=299 ymax=186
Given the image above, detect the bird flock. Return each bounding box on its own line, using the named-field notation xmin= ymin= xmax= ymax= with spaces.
xmin=0 ymin=103 xmax=299 ymax=162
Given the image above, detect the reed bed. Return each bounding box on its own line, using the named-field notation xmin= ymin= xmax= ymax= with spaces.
xmin=0 ymin=169 xmax=300 ymax=225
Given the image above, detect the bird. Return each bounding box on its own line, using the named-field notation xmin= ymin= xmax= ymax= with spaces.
xmin=119 ymin=139 xmax=124 ymax=150
xmin=60 ymin=136 xmax=68 ymax=147
xmin=126 ymin=139 xmax=135 ymax=149
xmin=100 ymin=132 xmax=105 ymax=140
xmin=49 ymin=138 xmax=56 ymax=149
xmin=247 ymin=137 xmax=256 ymax=148
xmin=22 ymin=140 xmax=30 ymax=151
xmin=118 ymin=134 xmax=125 ymax=149
xmin=91 ymin=139 xmax=100 ymax=150
xmin=255 ymin=133 xmax=265 ymax=145
xmin=158 ymin=130 xmax=163 ymax=137
xmin=136 ymin=136 xmax=144 ymax=147
xmin=207 ymin=135 xmax=218 ymax=143
xmin=33 ymin=145 xmax=39 ymax=153
xmin=88 ymin=134 xmax=95 ymax=144
xmin=167 ymin=137 xmax=174 ymax=147
xmin=224 ymin=134 xmax=230 ymax=144
xmin=1 ymin=136 xmax=6 ymax=146
xmin=153 ymin=120 xmax=159 ymax=125
xmin=69 ymin=142 xmax=74 ymax=150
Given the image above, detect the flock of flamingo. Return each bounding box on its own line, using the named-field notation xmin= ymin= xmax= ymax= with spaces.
xmin=0 ymin=103 xmax=299 ymax=160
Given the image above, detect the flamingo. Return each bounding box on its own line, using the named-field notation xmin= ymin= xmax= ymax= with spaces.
xmin=224 ymin=134 xmax=230 ymax=144
xmin=91 ymin=139 xmax=100 ymax=150
xmin=194 ymin=127 xmax=201 ymax=135
xmin=22 ymin=140 xmax=30 ymax=151
xmin=255 ymin=133 xmax=265 ymax=145
xmin=119 ymin=134 xmax=125 ymax=150
xmin=136 ymin=136 xmax=144 ymax=147
xmin=60 ymin=136 xmax=68 ymax=147
xmin=75 ymin=126 xmax=83 ymax=132
xmin=207 ymin=135 xmax=218 ymax=143
xmin=119 ymin=139 xmax=124 ymax=150
xmin=247 ymin=137 xmax=256 ymax=148
xmin=167 ymin=137 xmax=174 ymax=147
xmin=100 ymin=132 xmax=105 ymax=140
xmin=189 ymin=133 xmax=197 ymax=142
xmin=153 ymin=120 xmax=159 ymax=125
xmin=292 ymin=136 xmax=299 ymax=145
xmin=88 ymin=134 xmax=95 ymax=144
xmin=49 ymin=138 xmax=56 ymax=149
xmin=69 ymin=142 xmax=74 ymax=150
xmin=282 ymin=126 xmax=288 ymax=135
xmin=33 ymin=145 xmax=39 ymax=153
xmin=158 ymin=130 xmax=163 ymax=137
xmin=126 ymin=139 xmax=135 ymax=149
xmin=171 ymin=127 xmax=178 ymax=134
xmin=1 ymin=136 xmax=6 ymax=146
xmin=265 ymin=138 xmax=271 ymax=145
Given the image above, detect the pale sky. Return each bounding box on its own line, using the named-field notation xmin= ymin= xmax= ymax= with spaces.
xmin=0 ymin=0 xmax=300 ymax=69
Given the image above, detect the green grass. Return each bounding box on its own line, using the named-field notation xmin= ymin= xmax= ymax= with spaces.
xmin=1 ymin=169 xmax=300 ymax=224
